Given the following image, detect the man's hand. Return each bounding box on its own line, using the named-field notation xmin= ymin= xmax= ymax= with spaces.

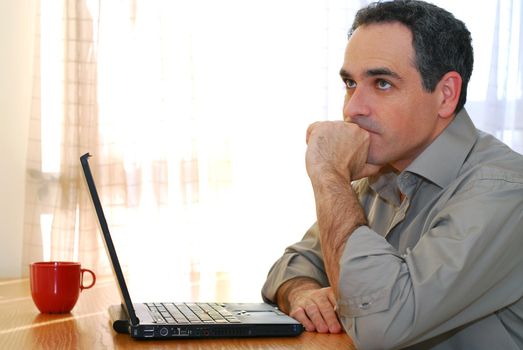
xmin=276 ymin=278 xmax=342 ymax=333
xmin=306 ymin=121 xmax=381 ymax=182
xmin=289 ymin=287 xmax=342 ymax=333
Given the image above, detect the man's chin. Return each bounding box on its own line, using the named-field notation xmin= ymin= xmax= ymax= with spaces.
xmin=365 ymin=153 xmax=386 ymax=167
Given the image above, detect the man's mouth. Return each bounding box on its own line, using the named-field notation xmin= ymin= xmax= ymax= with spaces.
xmin=353 ymin=120 xmax=382 ymax=134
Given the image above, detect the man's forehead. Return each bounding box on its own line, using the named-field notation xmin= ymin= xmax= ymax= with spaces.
xmin=342 ymin=23 xmax=415 ymax=76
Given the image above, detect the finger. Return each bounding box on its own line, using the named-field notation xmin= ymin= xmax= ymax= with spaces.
xmin=318 ymin=303 xmax=342 ymax=333
xmin=318 ymin=291 xmax=343 ymax=333
xmin=306 ymin=122 xmax=320 ymax=145
xmin=290 ymin=307 xmax=316 ymax=332
xmin=304 ymin=303 xmax=330 ymax=333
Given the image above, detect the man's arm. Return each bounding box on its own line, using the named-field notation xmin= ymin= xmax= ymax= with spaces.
xmin=262 ymin=121 xmax=378 ymax=333
xmin=261 ymin=223 xmax=342 ymax=333
xmin=263 ymin=121 xmax=378 ymax=333
xmin=305 ymin=121 xmax=379 ymax=296
xmin=309 ymin=170 xmax=367 ymax=297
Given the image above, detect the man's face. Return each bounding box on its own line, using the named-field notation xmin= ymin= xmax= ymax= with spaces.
xmin=341 ymin=22 xmax=445 ymax=172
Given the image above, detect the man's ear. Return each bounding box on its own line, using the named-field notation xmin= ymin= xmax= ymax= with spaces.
xmin=437 ymin=71 xmax=462 ymax=119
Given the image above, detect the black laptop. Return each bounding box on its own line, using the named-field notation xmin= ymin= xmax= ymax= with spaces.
xmin=80 ymin=153 xmax=303 ymax=339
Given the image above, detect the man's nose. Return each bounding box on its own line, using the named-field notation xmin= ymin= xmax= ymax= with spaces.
xmin=343 ymin=87 xmax=371 ymax=122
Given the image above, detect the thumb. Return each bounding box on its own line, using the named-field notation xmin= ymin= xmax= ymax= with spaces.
xmin=352 ymin=163 xmax=382 ymax=181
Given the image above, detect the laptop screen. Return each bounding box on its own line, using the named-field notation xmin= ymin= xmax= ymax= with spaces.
xmin=80 ymin=153 xmax=140 ymax=326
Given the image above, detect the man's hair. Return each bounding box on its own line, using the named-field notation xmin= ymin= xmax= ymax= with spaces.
xmin=350 ymin=0 xmax=473 ymax=113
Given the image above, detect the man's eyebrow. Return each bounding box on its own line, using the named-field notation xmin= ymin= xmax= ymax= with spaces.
xmin=366 ymin=67 xmax=402 ymax=80
xmin=339 ymin=68 xmax=351 ymax=79
xmin=339 ymin=67 xmax=402 ymax=80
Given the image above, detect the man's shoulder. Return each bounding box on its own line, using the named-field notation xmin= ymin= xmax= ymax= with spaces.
xmin=461 ymin=130 xmax=523 ymax=183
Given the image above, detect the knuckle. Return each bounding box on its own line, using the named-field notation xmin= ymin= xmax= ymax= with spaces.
xmin=317 ymin=324 xmax=329 ymax=333
xmin=289 ymin=307 xmax=304 ymax=319
xmin=304 ymin=305 xmax=319 ymax=318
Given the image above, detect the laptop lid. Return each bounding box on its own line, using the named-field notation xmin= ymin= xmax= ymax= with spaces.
xmin=80 ymin=152 xmax=140 ymax=326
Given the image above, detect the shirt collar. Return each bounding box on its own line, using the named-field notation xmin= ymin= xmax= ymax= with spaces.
xmin=404 ymin=108 xmax=478 ymax=188
xmin=367 ymin=168 xmax=402 ymax=206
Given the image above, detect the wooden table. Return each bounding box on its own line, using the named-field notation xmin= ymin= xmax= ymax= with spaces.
xmin=0 ymin=277 xmax=355 ymax=349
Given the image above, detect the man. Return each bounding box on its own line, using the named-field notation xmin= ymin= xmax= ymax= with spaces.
xmin=262 ymin=1 xmax=523 ymax=349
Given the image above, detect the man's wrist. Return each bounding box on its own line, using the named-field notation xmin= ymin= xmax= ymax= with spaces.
xmin=310 ymin=166 xmax=351 ymax=190
xmin=276 ymin=277 xmax=321 ymax=313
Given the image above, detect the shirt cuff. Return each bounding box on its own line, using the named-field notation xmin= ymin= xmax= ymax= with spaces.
xmin=337 ymin=226 xmax=406 ymax=317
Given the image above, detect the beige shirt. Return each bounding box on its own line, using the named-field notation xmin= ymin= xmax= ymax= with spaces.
xmin=262 ymin=109 xmax=523 ymax=349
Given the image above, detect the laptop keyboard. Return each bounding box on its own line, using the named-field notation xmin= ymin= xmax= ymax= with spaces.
xmin=146 ymin=302 xmax=242 ymax=324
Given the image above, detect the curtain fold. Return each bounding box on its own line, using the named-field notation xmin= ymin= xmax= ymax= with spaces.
xmin=23 ymin=0 xmax=109 ymax=276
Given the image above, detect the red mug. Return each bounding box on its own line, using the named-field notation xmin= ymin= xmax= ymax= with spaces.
xmin=29 ymin=261 xmax=96 ymax=313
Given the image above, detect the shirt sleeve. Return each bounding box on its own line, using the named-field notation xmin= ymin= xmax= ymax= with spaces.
xmin=337 ymin=176 xmax=523 ymax=349
xmin=261 ymin=222 xmax=330 ymax=303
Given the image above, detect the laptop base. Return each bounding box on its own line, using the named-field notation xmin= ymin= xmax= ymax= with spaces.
xmin=109 ymin=304 xmax=130 ymax=334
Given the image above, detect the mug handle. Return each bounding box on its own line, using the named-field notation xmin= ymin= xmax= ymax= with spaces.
xmin=80 ymin=268 xmax=96 ymax=290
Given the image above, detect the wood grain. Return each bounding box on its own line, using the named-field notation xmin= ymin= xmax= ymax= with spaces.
xmin=0 ymin=278 xmax=355 ymax=349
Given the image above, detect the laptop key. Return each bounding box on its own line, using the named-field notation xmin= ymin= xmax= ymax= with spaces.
xmin=149 ymin=310 xmax=166 ymax=323
xmin=175 ymin=319 xmax=190 ymax=324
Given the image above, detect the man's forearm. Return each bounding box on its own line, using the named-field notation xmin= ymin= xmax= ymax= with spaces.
xmin=312 ymin=171 xmax=367 ymax=297
xmin=304 ymin=121 xmax=373 ymax=297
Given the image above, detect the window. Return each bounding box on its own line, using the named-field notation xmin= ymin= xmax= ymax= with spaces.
xmin=32 ymin=0 xmax=522 ymax=301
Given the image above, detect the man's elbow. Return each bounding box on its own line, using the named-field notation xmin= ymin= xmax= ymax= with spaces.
xmin=350 ymin=328 xmax=394 ymax=350
xmin=342 ymin=316 xmax=409 ymax=350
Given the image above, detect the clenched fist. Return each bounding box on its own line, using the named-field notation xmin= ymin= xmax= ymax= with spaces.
xmin=306 ymin=121 xmax=380 ymax=183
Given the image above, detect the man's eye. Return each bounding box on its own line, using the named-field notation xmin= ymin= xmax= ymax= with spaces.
xmin=344 ymin=79 xmax=356 ymax=89
xmin=377 ymin=79 xmax=392 ymax=90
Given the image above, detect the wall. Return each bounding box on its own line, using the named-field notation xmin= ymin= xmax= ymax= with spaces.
xmin=0 ymin=0 xmax=37 ymax=277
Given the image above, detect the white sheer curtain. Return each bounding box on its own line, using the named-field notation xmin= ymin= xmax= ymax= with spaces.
xmin=443 ymin=0 xmax=523 ymax=152
xmin=25 ymin=0 xmax=522 ymax=302
xmin=88 ymin=0 xmax=360 ymax=301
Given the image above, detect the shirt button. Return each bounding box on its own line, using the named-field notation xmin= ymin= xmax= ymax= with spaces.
xmin=359 ymin=302 xmax=371 ymax=310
